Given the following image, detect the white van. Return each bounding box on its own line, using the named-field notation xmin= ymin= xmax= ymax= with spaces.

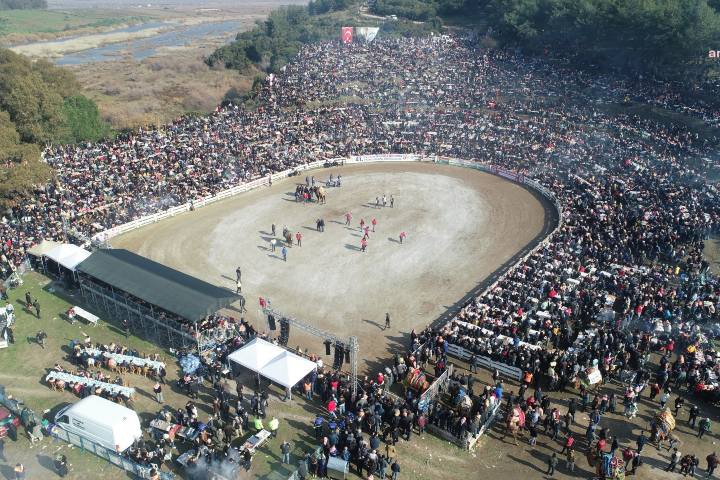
xmin=54 ymin=396 xmax=142 ymax=452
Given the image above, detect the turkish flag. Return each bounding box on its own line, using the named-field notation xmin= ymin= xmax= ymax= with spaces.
xmin=341 ymin=26 xmax=353 ymax=44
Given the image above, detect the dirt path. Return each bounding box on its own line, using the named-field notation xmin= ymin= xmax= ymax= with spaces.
xmin=113 ymin=162 xmax=548 ymax=373
xmin=704 ymin=235 xmax=720 ymax=275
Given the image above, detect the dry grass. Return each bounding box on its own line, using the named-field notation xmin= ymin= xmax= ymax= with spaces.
xmin=70 ymin=46 xmax=255 ymax=129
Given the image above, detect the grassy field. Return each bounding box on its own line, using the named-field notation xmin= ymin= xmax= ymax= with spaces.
xmin=0 ymin=271 xmax=476 ymax=479
xmin=0 ymin=9 xmax=153 ymax=40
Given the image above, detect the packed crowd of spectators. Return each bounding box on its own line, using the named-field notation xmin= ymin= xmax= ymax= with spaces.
xmin=0 ymin=31 xmax=719 ymax=477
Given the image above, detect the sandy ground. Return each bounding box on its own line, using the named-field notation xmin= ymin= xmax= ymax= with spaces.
xmin=705 ymin=235 xmax=720 ymax=275
xmin=113 ymin=162 xmax=549 ymax=373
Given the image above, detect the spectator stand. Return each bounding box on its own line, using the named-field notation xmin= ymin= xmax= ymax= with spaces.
xmin=75 ymin=249 xmax=241 ymax=352
xmin=49 ymin=425 xmax=173 ymax=480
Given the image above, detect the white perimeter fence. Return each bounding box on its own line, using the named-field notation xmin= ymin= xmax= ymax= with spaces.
xmin=93 ymin=154 xmax=561 ymax=246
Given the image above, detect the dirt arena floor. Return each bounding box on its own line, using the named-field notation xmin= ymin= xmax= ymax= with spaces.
xmin=113 ymin=162 xmax=548 ymax=371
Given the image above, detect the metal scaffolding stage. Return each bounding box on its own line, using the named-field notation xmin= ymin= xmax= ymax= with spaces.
xmin=263 ymin=306 xmax=360 ymax=398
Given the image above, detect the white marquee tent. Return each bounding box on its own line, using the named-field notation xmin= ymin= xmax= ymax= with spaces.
xmin=227 ymin=338 xmax=316 ymax=396
xmin=44 ymin=244 xmax=92 ymax=271
xmin=261 ymin=351 xmax=318 ymax=390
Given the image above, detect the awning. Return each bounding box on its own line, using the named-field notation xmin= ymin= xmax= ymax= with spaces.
xmin=27 ymin=240 xmax=63 ymax=258
xmin=44 ymin=244 xmax=92 ymax=271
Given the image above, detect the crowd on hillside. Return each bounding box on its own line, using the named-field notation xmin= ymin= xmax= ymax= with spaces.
xmin=0 ymin=32 xmax=719 ymax=478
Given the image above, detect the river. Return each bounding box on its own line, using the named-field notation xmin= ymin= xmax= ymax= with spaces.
xmin=50 ymin=19 xmax=243 ymax=65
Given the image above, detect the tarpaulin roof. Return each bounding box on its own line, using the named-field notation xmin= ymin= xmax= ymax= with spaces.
xmin=77 ymin=249 xmax=240 ymax=322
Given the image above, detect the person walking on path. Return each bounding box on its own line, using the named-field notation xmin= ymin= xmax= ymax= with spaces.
xmin=546 ymin=452 xmax=558 ymax=476
xmin=385 ymin=313 xmax=390 ymax=329
xmin=269 ymin=416 xmax=279 ymax=437
xmin=565 ymin=449 xmax=575 ymax=472
xmin=699 ymin=417 xmax=712 ymax=438
xmin=296 ymin=232 xmax=302 ymax=247
xmin=391 ymin=460 xmax=400 ymax=480
xmin=253 ymin=416 xmax=264 ymax=433
xmin=371 ymin=218 xmax=377 ymax=232
xmin=281 ymin=246 xmax=288 ymax=262
xmin=345 ymin=212 xmax=352 ymax=226
xmin=399 ymin=232 xmax=406 ymax=244
xmin=689 ymin=404 xmax=700 ymax=427
xmin=281 ymin=440 xmax=291 ymax=464
xmin=153 ymin=382 xmax=164 ymax=403
xmin=707 ymin=452 xmax=718 ymax=477
xmin=667 ymin=448 xmax=681 ymax=472
xmin=33 ymin=299 xmax=40 ymax=319
xmin=636 ymin=431 xmax=647 ymax=454
xmin=14 ymin=463 xmax=25 ymax=480
xmin=660 ymin=389 xmax=670 ymax=409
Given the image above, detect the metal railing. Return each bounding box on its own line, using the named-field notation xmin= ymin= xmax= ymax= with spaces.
xmin=50 ymin=426 xmax=174 ymax=479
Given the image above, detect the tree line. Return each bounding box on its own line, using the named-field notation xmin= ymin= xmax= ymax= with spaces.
xmin=207 ymin=2 xmax=436 ymax=84
xmin=0 ymin=48 xmax=110 ymax=205
xmin=0 ymin=0 xmax=46 ymax=10
xmin=370 ymin=0 xmax=720 ymax=83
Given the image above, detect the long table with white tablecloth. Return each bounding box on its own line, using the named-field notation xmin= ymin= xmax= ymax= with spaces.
xmin=81 ymin=348 xmax=165 ymax=371
xmin=45 ymin=371 xmax=135 ymax=398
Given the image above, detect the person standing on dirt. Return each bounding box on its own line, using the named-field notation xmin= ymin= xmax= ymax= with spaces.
xmin=399 ymin=232 xmax=407 ymax=244
xmin=360 ymin=238 xmax=368 ymax=252
xmin=33 ymin=299 xmax=40 ymax=319
xmin=236 ymin=280 xmax=242 ymax=294
xmin=281 ymin=246 xmax=288 ymax=262
xmin=345 ymin=212 xmax=352 ymax=226
xmin=296 ymin=232 xmax=302 ymax=247
xmin=385 ymin=313 xmax=391 ymax=329
xmin=372 ymin=218 xmax=377 ymax=232
xmin=236 ymin=267 xmax=242 ymax=282
xmin=390 ymin=195 xmax=395 ymax=208
xmin=272 ymin=224 xmax=276 ymax=236
xmin=360 ymin=218 xmax=365 ymax=231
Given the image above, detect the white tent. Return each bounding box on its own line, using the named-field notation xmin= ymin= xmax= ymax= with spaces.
xmin=260 ymin=350 xmax=317 ymax=389
xmin=227 ymin=337 xmax=285 ymax=372
xmin=227 ymin=338 xmax=317 ymax=396
xmin=44 ymin=244 xmax=92 ymax=271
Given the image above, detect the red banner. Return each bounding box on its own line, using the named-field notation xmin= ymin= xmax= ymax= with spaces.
xmin=341 ymin=26 xmax=353 ymax=44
